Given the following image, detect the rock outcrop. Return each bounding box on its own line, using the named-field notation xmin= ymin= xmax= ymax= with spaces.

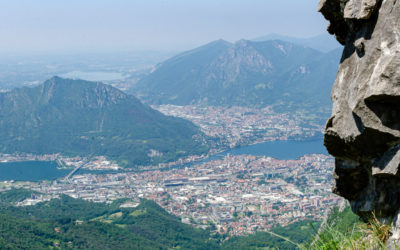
xmin=319 ymin=0 xmax=400 ymax=244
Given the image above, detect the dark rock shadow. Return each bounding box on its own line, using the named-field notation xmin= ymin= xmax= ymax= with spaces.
xmin=365 ymin=95 xmax=400 ymax=131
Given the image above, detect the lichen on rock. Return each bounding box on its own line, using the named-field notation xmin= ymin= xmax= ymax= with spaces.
xmin=319 ymin=0 xmax=400 ymax=245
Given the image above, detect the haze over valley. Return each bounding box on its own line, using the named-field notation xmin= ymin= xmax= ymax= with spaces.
xmin=0 ymin=1 xmax=352 ymax=248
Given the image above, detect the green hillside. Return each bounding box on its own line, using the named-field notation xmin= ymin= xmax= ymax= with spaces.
xmin=222 ymin=220 xmax=319 ymax=249
xmin=0 ymin=77 xmax=209 ymax=167
xmin=0 ymin=189 xmax=376 ymax=249
xmin=0 ymin=189 xmax=220 ymax=249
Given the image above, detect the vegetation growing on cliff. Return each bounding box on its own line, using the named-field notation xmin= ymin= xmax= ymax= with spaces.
xmin=270 ymin=207 xmax=392 ymax=249
xmin=306 ymin=207 xmax=390 ymax=249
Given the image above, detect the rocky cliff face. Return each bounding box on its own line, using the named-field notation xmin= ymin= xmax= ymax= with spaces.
xmin=319 ymin=0 xmax=400 ymax=243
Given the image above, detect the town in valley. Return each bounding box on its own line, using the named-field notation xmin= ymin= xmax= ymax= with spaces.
xmin=0 ymin=152 xmax=342 ymax=236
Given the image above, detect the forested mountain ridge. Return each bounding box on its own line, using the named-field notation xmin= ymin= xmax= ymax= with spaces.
xmin=0 ymin=77 xmax=208 ymax=167
xmin=131 ymin=39 xmax=341 ymax=112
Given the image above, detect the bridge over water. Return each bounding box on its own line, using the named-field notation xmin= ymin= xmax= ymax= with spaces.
xmin=61 ymin=160 xmax=89 ymax=182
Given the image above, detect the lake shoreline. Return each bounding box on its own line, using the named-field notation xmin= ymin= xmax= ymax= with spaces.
xmin=0 ymin=138 xmax=328 ymax=181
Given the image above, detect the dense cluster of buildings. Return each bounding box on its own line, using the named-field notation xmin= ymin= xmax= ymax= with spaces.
xmin=0 ymin=104 xmax=340 ymax=236
xmin=155 ymin=105 xmax=323 ymax=148
xmin=1 ymin=153 xmax=343 ymax=236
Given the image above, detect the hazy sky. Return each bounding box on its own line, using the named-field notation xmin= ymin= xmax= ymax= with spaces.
xmin=0 ymin=0 xmax=328 ymax=53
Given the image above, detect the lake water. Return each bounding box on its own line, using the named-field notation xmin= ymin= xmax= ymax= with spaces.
xmin=60 ymin=71 xmax=126 ymax=81
xmin=166 ymin=139 xmax=328 ymax=171
xmin=0 ymin=139 xmax=328 ymax=181
xmin=219 ymin=139 xmax=327 ymax=159
xmin=0 ymin=161 xmax=70 ymax=181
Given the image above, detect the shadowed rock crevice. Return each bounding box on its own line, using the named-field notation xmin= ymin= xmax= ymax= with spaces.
xmin=325 ymin=126 xmax=397 ymax=160
xmin=365 ymin=95 xmax=400 ymax=131
xmin=332 ymin=159 xmax=370 ymax=200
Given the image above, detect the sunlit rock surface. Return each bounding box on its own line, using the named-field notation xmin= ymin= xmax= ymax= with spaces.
xmin=319 ymin=0 xmax=400 ymax=245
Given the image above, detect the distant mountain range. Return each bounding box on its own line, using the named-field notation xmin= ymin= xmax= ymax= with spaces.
xmin=0 ymin=77 xmax=208 ymax=166
xmin=252 ymin=33 xmax=341 ymax=52
xmin=130 ymin=39 xmax=342 ymax=113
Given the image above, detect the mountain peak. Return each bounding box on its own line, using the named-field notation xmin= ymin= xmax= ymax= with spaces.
xmin=234 ymin=39 xmax=252 ymax=47
xmin=48 ymin=75 xmax=62 ymax=81
xmin=39 ymin=77 xmax=128 ymax=108
xmin=190 ymin=39 xmax=232 ymax=52
xmin=0 ymin=77 xmax=208 ymax=166
xmin=252 ymin=33 xmax=341 ymax=52
xmin=131 ymin=38 xmax=340 ymax=109
xmin=209 ymin=39 xmax=232 ymax=46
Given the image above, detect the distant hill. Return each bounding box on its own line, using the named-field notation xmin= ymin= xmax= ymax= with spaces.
xmin=252 ymin=33 xmax=341 ymax=52
xmin=0 ymin=77 xmax=208 ymax=166
xmin=130 ymin=39 xmax=341 ymax=113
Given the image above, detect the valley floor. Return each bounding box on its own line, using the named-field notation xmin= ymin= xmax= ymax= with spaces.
xmin=1 ymin=153 xmax=343 ymax=236
xmin=154 ymin=104 xmax=325 ymax=149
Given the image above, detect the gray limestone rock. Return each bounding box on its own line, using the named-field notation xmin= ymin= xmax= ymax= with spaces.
xmin=344 ymin=0 xmax=380 ymax=19
xmin=372 ymin=145 xmax=400 ymax=176
xmin=319 ymin=0 xmax=400 ymax=245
